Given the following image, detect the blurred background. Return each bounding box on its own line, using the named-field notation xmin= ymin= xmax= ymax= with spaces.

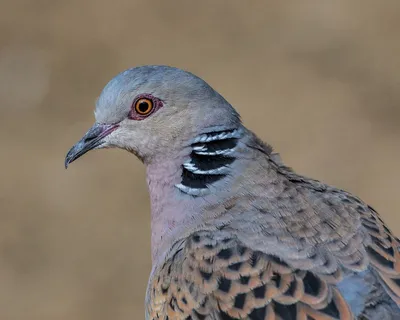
xmin=1 ymin=1 xmax=400 ymax=319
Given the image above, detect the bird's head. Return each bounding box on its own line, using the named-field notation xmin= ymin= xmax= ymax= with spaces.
xmin=65 ymin=66 xmax=240 ymax=167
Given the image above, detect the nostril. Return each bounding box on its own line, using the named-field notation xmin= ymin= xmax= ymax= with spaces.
xmin=84 ymin=135 xmax=97 ymax=143
xmin=83 ymin=125 xmax=104 ymax=143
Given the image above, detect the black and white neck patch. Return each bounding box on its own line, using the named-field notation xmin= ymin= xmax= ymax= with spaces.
xmin=175 ymin=128 xmax=242 ymax=196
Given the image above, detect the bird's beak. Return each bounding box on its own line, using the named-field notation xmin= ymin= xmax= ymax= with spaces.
xmin=65 ymin=123 xmax=119 ymax=168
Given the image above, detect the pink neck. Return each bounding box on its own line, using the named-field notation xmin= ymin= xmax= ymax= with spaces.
xmin=146 ymin=150 xmax=193 ymax=263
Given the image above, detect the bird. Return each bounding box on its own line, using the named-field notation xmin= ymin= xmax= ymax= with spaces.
xmin=65 ymin=65 xmax=400 ymax=319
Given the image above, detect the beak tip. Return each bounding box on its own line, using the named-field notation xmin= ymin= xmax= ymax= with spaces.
xmin=64 ymin=157 xmax=70 ymax=169
xmin=64 ymin=150 xmax=74 ymax=169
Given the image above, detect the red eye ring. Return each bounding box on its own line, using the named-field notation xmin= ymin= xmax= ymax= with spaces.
xmin=135 ymin=98 xmax=154 ymax=115
xmin=128 ymin=94 xmax=163 ymax=121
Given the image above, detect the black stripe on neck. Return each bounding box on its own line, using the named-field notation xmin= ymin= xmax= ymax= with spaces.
xmin=178 ymin=129 xmax=240 ymax=193
xmin=189 ymin=153 xmax=235 ymax=171
xmin=181 ymin=167 xmax=225 ymax=189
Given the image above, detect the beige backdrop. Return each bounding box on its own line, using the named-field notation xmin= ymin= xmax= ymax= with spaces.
xmin=1 ymin=1 xmax=400 ymax=319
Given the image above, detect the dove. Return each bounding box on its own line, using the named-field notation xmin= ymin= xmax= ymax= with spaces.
xmin=65 ymin=66 xmax=400 ymax=319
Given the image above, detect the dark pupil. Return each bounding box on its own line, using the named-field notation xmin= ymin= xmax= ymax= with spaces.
xmin=138 ymin=101 xmax=150 ymax=113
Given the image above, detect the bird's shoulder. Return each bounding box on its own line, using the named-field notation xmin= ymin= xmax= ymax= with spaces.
xmin=247 ymin=135 xmax=399 ymax=288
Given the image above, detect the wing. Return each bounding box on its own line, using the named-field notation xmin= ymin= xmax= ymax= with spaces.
xmin=267 ymin=154 xmax=400 ymax=307
xmin=357 ymin=204 xmax=400 ymax=305
xmin=147 ymin=231 xmax=352 ymax=320
xmin=279 ymin=164 xmax=400 ymax=306
xmin=147 ymin=196 xmax=400 ymax=320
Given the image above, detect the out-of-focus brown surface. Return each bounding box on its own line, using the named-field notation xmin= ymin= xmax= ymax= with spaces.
xmin=0 ymin=1 xmax=399 ymax=319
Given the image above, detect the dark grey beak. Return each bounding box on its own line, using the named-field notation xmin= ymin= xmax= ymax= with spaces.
xmin=65 ymin=123 xmax=119 ymax=168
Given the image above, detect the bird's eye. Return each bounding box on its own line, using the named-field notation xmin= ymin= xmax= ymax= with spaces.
xmin=129 ymin=94 xmax=163 ymax=120
xmin=135 ymin=98 xmax=154 ymax=115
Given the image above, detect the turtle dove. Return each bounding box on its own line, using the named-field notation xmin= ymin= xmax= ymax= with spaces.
xmin=65 ymin=66 xmax=400 ymax=320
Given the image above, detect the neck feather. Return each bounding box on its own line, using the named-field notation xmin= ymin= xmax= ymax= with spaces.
xmin=145 ymin=126 xmax=272 ymax=263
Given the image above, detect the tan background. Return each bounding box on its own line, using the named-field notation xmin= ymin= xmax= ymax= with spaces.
xmin=1 ymin=1 xmax=400 ymax=319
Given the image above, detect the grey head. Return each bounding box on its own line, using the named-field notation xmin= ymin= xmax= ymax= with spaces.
xmin=65 ymin=66 xmax=268 ymax=260
xmin=65 ymin=65 xmax=241 ymax=167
